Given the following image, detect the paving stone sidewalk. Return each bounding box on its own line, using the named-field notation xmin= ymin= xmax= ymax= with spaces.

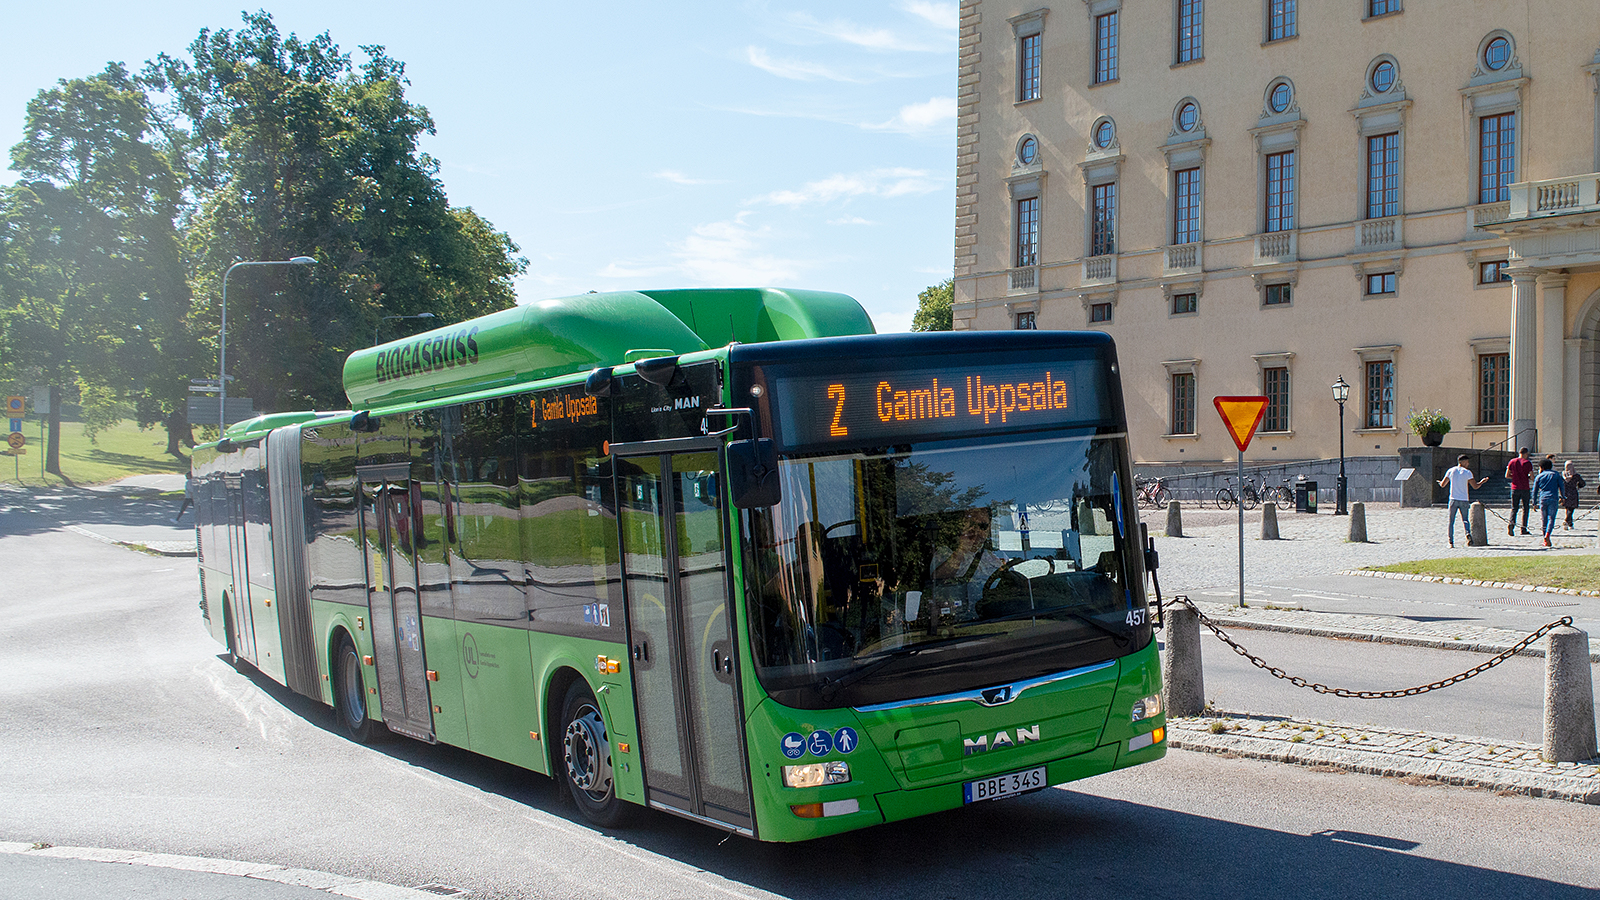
xmin=1167 ymin=711 xmax=1600 ymax=804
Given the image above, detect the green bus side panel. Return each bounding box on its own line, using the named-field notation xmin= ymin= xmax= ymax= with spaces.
xmin=424 ymin=615 xmax=469 ymax=748
xmin=312 ymin=602 xmax=378 ymax=716
xmin=342 ymin=293 xmax=711 ymax=410
xmin=639 ymin=288 xmax=876 ymax=346
xmin=454 ymin=619 xmax=544 ymax=770
xmin=249 ymin=584 xmax=287 ymax=684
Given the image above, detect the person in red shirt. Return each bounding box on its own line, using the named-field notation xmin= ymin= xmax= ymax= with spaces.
xmin=1505 ymin=447 xmax=1532 ymax=536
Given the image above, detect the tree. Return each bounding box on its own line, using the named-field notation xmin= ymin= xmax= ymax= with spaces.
xmin=143 ymin=12 xmax=526 ymax=412
xmin=0 ymin=63 xmax=191 ymax=472
xmin=911 ymin=278 xmax=953 ymax=332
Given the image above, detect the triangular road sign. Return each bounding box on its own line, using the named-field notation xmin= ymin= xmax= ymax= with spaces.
xmin=1214 ymin=396 xmax=1269 ymax=452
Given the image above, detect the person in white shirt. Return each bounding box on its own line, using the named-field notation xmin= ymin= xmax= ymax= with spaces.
xmin=1438 ymin=454 xmax=1487 ymax=547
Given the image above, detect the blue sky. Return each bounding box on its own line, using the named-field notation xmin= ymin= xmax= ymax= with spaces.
xmin=0 ymin=2 xmax=958 ymax=333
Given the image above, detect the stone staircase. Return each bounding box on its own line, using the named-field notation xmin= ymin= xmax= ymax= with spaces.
xmin=1474 ymin=451 xmax=1600 ymax=507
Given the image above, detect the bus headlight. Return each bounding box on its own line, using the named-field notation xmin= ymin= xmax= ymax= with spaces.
xmin=782 ymin=761 xmax=851 ymax=788
xmin=1131 ymin=693 xmax=1162 ymax=722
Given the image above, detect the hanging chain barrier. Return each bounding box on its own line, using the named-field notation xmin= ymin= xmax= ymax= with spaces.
xmin=1169 ymin=595 xmax=1572 ymax=700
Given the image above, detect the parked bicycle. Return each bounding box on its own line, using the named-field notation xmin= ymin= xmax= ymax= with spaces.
xmin=1215 ymin=475 xmax=1259 ymax=510
xmin=1136 ymin=475 xmax=1170 ymax=509
xmin=1260 ymin=476 xmax=1296 ymax=508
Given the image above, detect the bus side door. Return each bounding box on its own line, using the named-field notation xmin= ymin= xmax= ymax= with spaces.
xmin=357 ymin=463 xmax=436 ymax=742
xmin=617 ymin=447 xmax=752 ymax=834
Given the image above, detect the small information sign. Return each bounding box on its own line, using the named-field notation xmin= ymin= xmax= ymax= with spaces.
xmin=4 ymin=396 xmax=22 ymax=416
xmin=7 ymin=432 xmax=25 ymax=451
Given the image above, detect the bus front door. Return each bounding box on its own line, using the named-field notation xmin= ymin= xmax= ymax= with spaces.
xmin=357 ymin=465 xmax=436 ymax=742
xmin=618 ymin=449 xmax=752 ymax=834
xmin=222 ymin=474 xmax=258 ymax=665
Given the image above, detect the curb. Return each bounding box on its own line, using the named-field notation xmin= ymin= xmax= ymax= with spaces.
xmin=1167 ymin=713 xmax=1600 ymax=805
xmin=1341 ymin=567 xmax=1600 ymax=598
xmin=63 ymin=524 xmax=197 ymax=558
xmin=0 ymin=842 xmax=463 ymax=899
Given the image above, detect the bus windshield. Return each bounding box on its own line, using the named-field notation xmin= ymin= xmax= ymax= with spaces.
xmin=743 ymin=428 xmax=1151 ymax=710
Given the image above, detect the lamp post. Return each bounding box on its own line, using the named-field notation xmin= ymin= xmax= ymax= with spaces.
xmin=374 ymin=312 xmax=437 ymax=346
xmin=1332 ymin=375 xmax=1350 ymax=515
xmin=220 ymin=257 xmax=316 ymax=431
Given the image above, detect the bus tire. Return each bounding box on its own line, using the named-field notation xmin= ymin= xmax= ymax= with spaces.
xmin=332 ymin=634 xmax=376 ymax=744
xmin=559 ymin=681 xmax=631 ymax=828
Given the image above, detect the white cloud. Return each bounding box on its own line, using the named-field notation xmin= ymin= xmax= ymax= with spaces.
xmin=780 ymin=12 xmax=948 ymax=53
xmin=673 ymin=213 xmax=804 ymax=285
xmin=653 ymin=170 xmax=721 ymax=186
xmin=899 ymin=1 xmax=959 ymax=31
xmin=828 ymin=215 xmax=877 ymax=226
xmin=865 ymin=96 xmax=956 ymax=134
xmin=745 ymin=46 xmax=859 ymax=82
xmin=756 ymin=168 xmax=947 ymax=207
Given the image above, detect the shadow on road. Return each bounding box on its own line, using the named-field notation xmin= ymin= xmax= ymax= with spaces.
xmin=227 ymin=655 xmax=1591 ymax=900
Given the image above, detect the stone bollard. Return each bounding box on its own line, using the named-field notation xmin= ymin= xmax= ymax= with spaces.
xmin=1078 ymin=499 xmax=1097 ymax=535
xmin=1469 ymin=501 xmax=1488 ymax=547
xmin=1544 ymin=626 xmax=1598 ymax=763
xmin=1348 ymin=501 xmax=1367 ymax=542
xmin=1166 ymin=499 xmax=1183 ymax=538
xmin=1162 ymin=603 xmax=1205 ymax=718
xmin=1260 ymin=500 xmax=1280 ymax=540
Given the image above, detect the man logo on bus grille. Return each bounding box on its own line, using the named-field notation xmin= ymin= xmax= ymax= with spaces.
xmin=964 ymin=725 xmax=1041 ymax=755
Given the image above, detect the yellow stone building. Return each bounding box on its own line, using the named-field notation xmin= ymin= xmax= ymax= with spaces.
xmin=953 ymin=0 xmax=1600 ymax=469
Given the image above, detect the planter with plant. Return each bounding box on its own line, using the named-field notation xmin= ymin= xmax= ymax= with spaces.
xmin=1408 ymin=408 xmax=1451 ymax=446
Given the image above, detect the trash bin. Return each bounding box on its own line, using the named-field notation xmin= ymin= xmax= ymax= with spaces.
xmin=1296 ymin=481 xmax=1318 ymax=513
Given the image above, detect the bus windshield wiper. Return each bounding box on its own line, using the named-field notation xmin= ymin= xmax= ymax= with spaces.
xmin=983 ymin=603 xmax=1130 ymax=646
xmin=818 ymin=632 xmax=1007 ymax=702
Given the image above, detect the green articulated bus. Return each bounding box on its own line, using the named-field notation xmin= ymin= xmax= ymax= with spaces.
xmin=192 ymin=287 xmax=1165 ymax=842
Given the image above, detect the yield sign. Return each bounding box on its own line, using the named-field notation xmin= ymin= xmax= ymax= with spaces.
xmin=1214 ymin=396 xmax=1269 ymax=452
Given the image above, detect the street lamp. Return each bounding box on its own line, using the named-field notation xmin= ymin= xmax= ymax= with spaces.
xmin=1332 ymin=375 xmax=1350 ymax=516
xmin=220 ymin=257 xmax=316 ymax=431
xmin=374 ymin=312 xmax=437 ymax=346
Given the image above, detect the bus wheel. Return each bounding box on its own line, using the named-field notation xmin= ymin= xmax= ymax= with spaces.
xmin=333 ymin=635 xmax=376 ymax=743
xmin=560 ymin=681 xmax=630 ymax=827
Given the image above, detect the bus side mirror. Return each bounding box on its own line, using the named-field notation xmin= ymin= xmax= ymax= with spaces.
xmin=727 ymin=439 xmax=780 ymax=509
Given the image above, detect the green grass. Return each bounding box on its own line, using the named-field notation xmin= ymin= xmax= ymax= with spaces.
xmin=0 ymin=417 xmax=188 ymax=487
xmin=1364 ymin=556 xmax=1600 ymax=592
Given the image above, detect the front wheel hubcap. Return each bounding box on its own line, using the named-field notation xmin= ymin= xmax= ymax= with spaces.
xmin=563 ymin=704 xmax=613 ymax=797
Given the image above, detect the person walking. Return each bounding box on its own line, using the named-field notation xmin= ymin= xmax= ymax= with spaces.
xmin=172 ymin=472 xmax=194 ymax=524
xmin=1439 ymin=454 xmax=1487 ymax=547
xmin=1504 ymin=447 xmax=1532 ymax=535
xmin=1561 ymin=460 xmax=1586 ymax=529
xmin=1533 ymin=457 xmax=1564 ymax=547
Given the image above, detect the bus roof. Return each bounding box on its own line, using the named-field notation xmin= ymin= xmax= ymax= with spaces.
xmin=342 ymin=288 xmax=872 ymax=410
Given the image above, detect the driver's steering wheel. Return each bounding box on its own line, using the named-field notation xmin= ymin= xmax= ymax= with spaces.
xmin=982 ymin=555 xmax=1056 ymax=592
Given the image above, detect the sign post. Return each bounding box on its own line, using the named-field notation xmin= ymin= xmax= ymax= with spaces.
xmin=1214 ymin=396 xmax=1269 ymax=609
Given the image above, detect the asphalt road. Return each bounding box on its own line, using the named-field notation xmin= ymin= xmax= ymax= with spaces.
xmin=1185 ymin=628 xmax=1553 ymax=744
xmin=2 ymin=506 xmax=1597 ymax=899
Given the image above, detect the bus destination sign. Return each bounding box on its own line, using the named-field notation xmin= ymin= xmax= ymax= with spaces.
xmin=773 ymin=358 xmax=1109 ymax=450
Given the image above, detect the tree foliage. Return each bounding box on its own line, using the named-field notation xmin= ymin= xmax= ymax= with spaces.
xmin=911 ymin=278 xmax=953 ymax=332
xmin=141 ymin=11 xmax=526 ymax=411
xmin=0 ymin=62 xmax=193 ymax=469
xmin=0 ymin=11 xmax=528 ymax=468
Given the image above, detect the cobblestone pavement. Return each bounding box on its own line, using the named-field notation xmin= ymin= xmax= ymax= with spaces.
xmin=1167 ymin=712 xmax=1600 ymax=804
xmin=1150 ymin=501 xmax=1600 ymax=803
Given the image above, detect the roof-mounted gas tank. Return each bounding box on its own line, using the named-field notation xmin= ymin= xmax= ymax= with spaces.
xmin=342 ymin=288 xmax=874 ymax=410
